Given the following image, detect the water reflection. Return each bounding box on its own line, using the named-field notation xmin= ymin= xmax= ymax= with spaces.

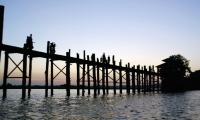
xmin=159 ymin=92 xmax=200 ymax=119
xmin=0 ymin=89 xmax=200 ymax=119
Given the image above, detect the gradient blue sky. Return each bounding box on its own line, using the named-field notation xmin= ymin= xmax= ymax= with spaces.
xmin=0 ymin=0 xmax=200 ymax=85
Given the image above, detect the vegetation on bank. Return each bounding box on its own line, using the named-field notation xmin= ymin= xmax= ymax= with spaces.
xmin=157 ymin=54 xmax=200 ymax=92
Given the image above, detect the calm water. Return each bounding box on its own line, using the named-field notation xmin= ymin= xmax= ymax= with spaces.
xmin=0 ymin=89 xmax=200 ymax=120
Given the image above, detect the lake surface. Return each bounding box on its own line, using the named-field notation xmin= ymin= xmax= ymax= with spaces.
xmin=0 ymin=89 xmax=200 ymax=120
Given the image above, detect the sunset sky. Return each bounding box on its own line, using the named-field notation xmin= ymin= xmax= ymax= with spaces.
xmin=0 ymin=0 xmax=200 ymax=85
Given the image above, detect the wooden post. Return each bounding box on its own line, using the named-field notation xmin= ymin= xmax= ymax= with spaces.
xmin=51 ymin=59 xmax=53 ymax=96
xmin=152 ymin=66 xmax=155 ymax=93
xmin=87 ymin=55 xmax=90 ymax=95
xmin=157 ymin=68 xmax=159 ymax=92
xmin=3 ymin=51 xmax=8 ymax=98
xmin=149 ymin=66 xmax=152 ymax=92
xmin=144 ymin=66 xmax=146 ymax=93
xmin=22 ymin=44 xmax=27 ymax=99
xmin=66 ymin=49 xmax=71 ymax=96
xmin=45 ymin=41 xmax=50 ymax=97
xmin=66 ymin=50 xmax=71 ymax=96
xmin=132 ymin=66 xmax=135 ymax=93
xmin=112 ymin=56 xmax=116 ymax=94
xmin=141 ymin=67 xmax=144 ymax=92
xmin=126 ymin=63 xmax=130 ymax=94
xmin=92 ymin=54 xmax=97 ymax=96
xmin=119 ymin=60 xmax=122 ymax=94
xmin=106 ymin=56 xmax=109 ymax=94
xmin=137 ymin=65 xmax=140 ymax=93
xmin=0 ymin=5 xmax=4 ymax=62
xmin=28 ymin=55 xmax=32 ymax=97
xmin=82 ymin=50 xmax=86 ymax=96
xmin=102 ymin=54 xmax=105 ymax=95
xmin=76 ymin=53 xmax=80 ymax=96
xmin=126 ymin=64 xmax=128 ymax=93
xmin=97 ymin=58 xmax=100 ymax=94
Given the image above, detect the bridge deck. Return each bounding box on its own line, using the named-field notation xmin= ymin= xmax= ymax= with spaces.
xmin=1 ymin=44 xmax=159 ymax=75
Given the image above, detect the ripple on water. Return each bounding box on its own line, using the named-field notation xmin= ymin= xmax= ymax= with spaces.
xmin=1 ymin=90 xmax=200 ymax=119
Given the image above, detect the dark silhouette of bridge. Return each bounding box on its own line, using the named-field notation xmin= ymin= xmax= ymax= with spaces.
xmin=0 ymin=5 xmax=161 ymax=99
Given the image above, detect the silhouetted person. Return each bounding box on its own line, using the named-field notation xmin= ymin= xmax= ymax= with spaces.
xmin=26 ymin=34 xmax=34 ymax=50
xmin=49 ymin=42 xmax=56 ymax=54
xmin=107 ymin=56 xmax=110 ymax=64
xmin=100 ymin=54 xmax=106 ymax=63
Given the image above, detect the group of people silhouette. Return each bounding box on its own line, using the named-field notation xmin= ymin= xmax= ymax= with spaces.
xmin=100 ymin=55 xmax=110 ymax=64
xmin=25 ymin=34 xmax=56 ymax=54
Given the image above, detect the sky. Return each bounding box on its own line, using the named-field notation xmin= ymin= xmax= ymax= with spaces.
xmin=0 ymin=0 xmax=200 ymax=85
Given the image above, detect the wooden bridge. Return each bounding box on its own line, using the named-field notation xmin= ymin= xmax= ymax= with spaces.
xmin=0 ymin=5 xmax=161 ymax=99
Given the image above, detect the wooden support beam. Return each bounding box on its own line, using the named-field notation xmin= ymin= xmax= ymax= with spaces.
xmin=0 ymin=5 xmax=4 ymax=62
xmin=22 ymin=44 xmax=27 ymax=99
xmin=144 ymin=66 xmax=146 ymax=93
xmin=3 ymin=51 xmax=8 ymax=98
xmin=7 ymin=57 xmax=23 ymax=75
xmin=87 ymin=55 xmax=90 ymax=95
xmin=102 ymin=53 xmax=105 ymax=95
xmin=66 ymin=50 xmax=71 ymax=96
xmin=77 ymin=53 xmax=80 ymax=96
xmin=149 ymin=66 xmax=152 ymax=92
xmin=119 ymin=60 xmax=122 ymax=94
xmin=97 ymin=58 xmax=100 ymax=95
xmin=45 ymin=41 xmax=50 ymax=97
xmin=28 ymin=55 xmax=32 ymax=97
xmin=132 ymin=66 xmax=135 ymax=93
xmin=51 ymin=59 xmax=53 ymax=96
xmin=137 ymin=65 xmax=140 ymax=93
xmin=141 ymin=67 xmax=144 ymax=92
xmin=82 ymin=50 xmax=85 ymax=96
xmin=127 ymin=63 xmax=130 ymax=94
xmin=106 ymin=56 xmax=109 ymax=94
xmin=112 ymin=56 xmax=116 ymax=94
xmin=125 ymin=64 xmax=128 ymax=93
xmin=152 ymin=66 xmax=155 ymax=93
xmin=157 ymin=68 xmax=160 ymax=92
xmin=92 ymin=54 xmax=96 ymax=96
